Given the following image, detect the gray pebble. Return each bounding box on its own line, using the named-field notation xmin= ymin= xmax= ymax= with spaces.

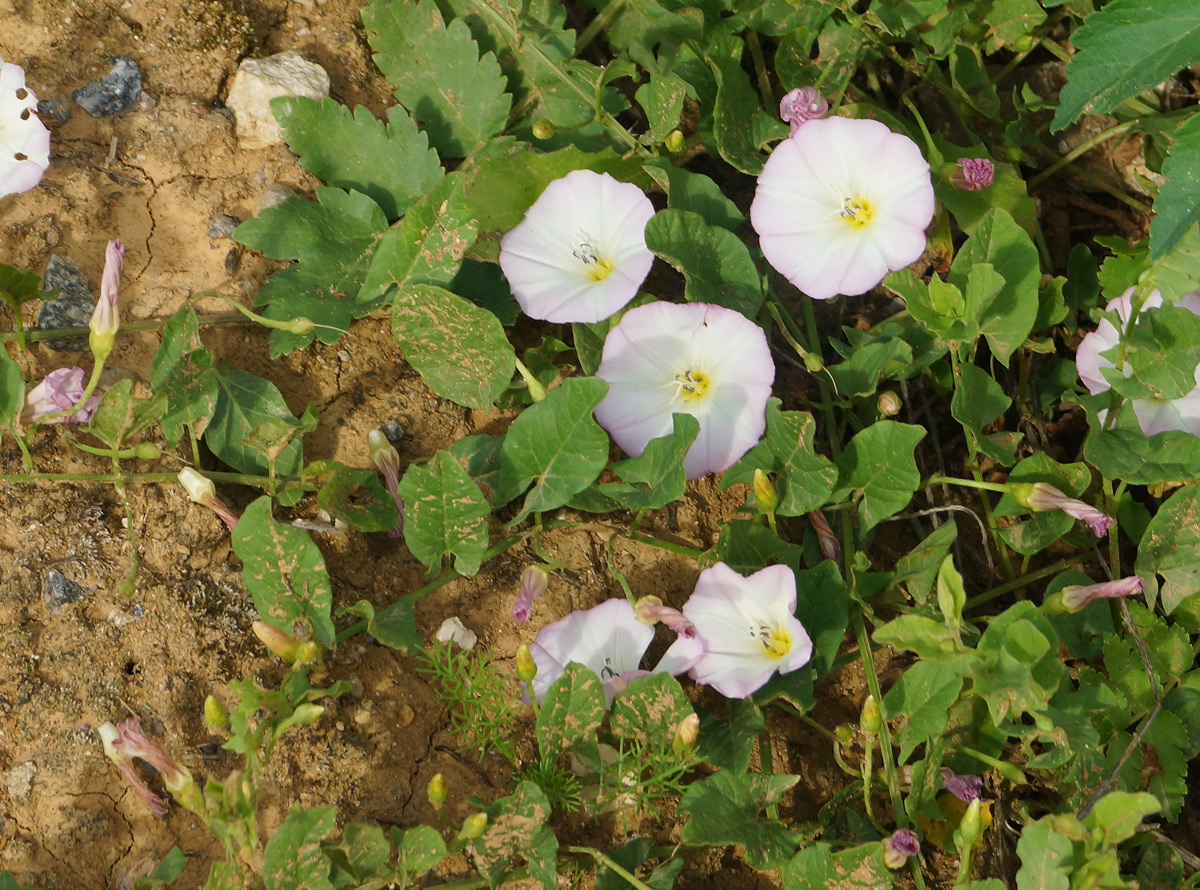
xmin=206 ymin=212 xmax=241 ymax=239
xmin=72 ymin=56 xmax=143 ymax=117
xmin=43 ymin=569 xmax=88 ymax=612
xmin=36 ymin=98 xmax=71 ymax=124
xmin=38 ymin=256 xmax=95 ymax=351
xmin=380 ymin=419 xmax=405 ymax=443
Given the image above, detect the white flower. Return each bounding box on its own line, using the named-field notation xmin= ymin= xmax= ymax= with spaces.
xmin=750 ymin=116 xmax=935 ymax=300
xmin=1076 ymin=287 xmax=1200 ymax=437
xmin=594 ymin=301 xmax=774 ymax=479
xmin=499 ymin=170 xmax=655 ymax=323
xmin=661 ymin=562 xmax=813 ymax=699
xmin=0 ymin=58 xmax=51 ymax=200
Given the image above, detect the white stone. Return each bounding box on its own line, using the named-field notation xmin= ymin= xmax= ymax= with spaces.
xmin=435 ymin=617 xmax=477 ymax=650
xmin=225 ymin=50 xmax=330 ymax=149
xmin=4 ymin=762 xmax=35 ymax=799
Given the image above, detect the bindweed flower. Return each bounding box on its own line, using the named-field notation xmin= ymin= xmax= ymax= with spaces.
xmin=633 ymin=595 xmax=696 ymax=638
xmin=1011 ymin=481 xmax=1113 ymax=537
xmin=89 ymin=240 xmax=124 ymax=360
xmin=21 ymin=366 xmax=100 ymax=425
xmin=950 ymin=157 xmax=995 ymax=191
xmin=778 ymin=86 xmax=829 ymax=134
xmin=1044 ymin=575 xmax=1143 ymax=615
xmin=0 ymin=58 xmax=51 ymax=199
xmin=1076 ymin=287 xmax=1200 ymax=438
xmin=368 ymin=429 xmax=404 ymax=538
xmin=661 ymin=562 xmax=813 ymax=699
xmin=882 ymin=828 xmax=920 ymax=869
xmin=594 ymin=301 xmax=774 ymax=479
xmin=941 ymin=767 xmax=983 ymax=803
xmin=99 ymin=717 xmax=200 ymax=815
xmin=499 ymin=169 xmax=655 ymax=323
xmin=178 ymin=467 xmax=239 ymax=530
xmin=512 ymin=565 xmax=549 ymax=623
xmin=751 ymin=116 xmax=935 ymax=300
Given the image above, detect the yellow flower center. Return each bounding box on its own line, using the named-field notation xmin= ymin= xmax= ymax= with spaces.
xmin=574 ymin=237 xmax=614 ymax=282
xmin=756 ymin=624 xmax=791 ymax=659
xmin=672 ymin=368 xmax=710 ymax=401
xmin=839 ymin=196 xmax=873 ymax=229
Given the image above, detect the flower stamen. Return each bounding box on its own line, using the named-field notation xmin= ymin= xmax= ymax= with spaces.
xmin=573 ymin=236 xmax=614 ymax=282
xmin=671 ymin=368 xmax=710 ymax=401
xmin=755 ymin=623 xmax=791 ymax=658
xmin=839 ymin=196 xmax=873 ymax=228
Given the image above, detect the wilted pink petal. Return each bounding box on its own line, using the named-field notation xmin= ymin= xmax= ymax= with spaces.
xmin=941 ymin=767 xmax=983 ymax=802
xmin=21 ymin=366 xmax=100 ymax=424
xmin=1048 ymin=575 xmax=1144 ymax=614
xmin=779 ymin=86 xmax=829 ymax=134
xmin=950 ymin=157 xmax=994 ymax=191
xmin=512 ymin=565 xmax=549 ymax=623
xmin=368 ymin=429 xmax=404 ymax=538
xmin=633 ymin=595 xmax=696 ymax=638
xmin=883 ymin=828 xmax=920 ymax=869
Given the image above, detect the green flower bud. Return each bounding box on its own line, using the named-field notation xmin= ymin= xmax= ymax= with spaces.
xmin=665 ymin=129 xmax=685 ymax=152
xmin=516 ymin=644 xmax=538 ymax=684
xmin=834 ymin=723 xmax=855 ymax=745
xmin=753 ymin=469 xmax=778 ymax=514
xmin=458 ymin=812 xmax=488 ymax=840
xmin=204 ymin=694 xmax=227 ymax=730
xmin=133 ymin=442 xmax=160 ymax=460
xmin=290 ymin=704 xmax=325 ymax=726
xmin=877 ymin=391 xmax=902 ymax=416
xmin=428 ymin=773 xmax=447 ymax=810
xmin=253 ymin=621 xmax=304 ymax=664
xmin=672 ymin=713 xmax=700 ymax=757
xmin=860 ymin=695 xmax=882 ymax=736
xmin=953 ymin=797 xmax=983 ymax=853
xmin=532 ymin=120 xmax=554 ymax=140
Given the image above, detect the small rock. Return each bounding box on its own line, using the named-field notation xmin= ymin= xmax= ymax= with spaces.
xmin=255 ymin=183 xmax=299 ymax=214
xmin=38 ymin=255 xmax=95 ymax=351
xmin=380 ymin=419 xmax=405 ymax=443
xmin=108 ymin=604 xmax=145 ymax=627
xmin=206 ymin=212 xmax=241 ymax=239
xmin=36 ymin=98 xmax=71 ymax=124
xmin=4 ymin=762 xmax=35 ymax=799
xmin=43 ymin=569 xmax=88 ymax=612
xmin=435 ymin=617 xmax=477 ymax=650
xmin=225 ymin=50 xmax=329 ymax=149
xmin=397 ymin=703 xmax=414 ymax=726
xmin=72 ymin=56 xmax=143 ymax=117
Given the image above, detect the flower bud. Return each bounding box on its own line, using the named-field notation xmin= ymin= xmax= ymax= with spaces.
xmin=753 ymin=469 xmax=778 ymax=514
xmin=953 ymin=798 xmax=983 ymax=854
xmin=672 ymin=713 xmax=700 ymax=757
xmin=949 ymin=157 xmax=995 ymax=191
xmin=532 ymin=120 xmax=554 ymax=141
xmin=512 ymin=565 xmax=549 ymax=622
xmin=665 ymin=129 xmax=685 ymax=153
xmin=779 ymin=86 xmax=829 ymax=134
xmin=368 ymin=428 xmax=404 ymax=538
xmin=89 ymin=240 xmax=124 ymax=360
xmin=178 ymin=467 xmax=215 ymax=504
xmin=458 ymin=812 xmax=488 ymax=840
xmin=290 ymin=704 xmax=325 ymax=726
xmin=860 ymin=695 xmax=882 ymax=735
xmin=516 ymin=644 xmax=538 ymax=684
xmin=808 ymin=510 xmax=841 ymax=562
xmin=877 ymin=390 xmax=902 ymax=416
xmin=204 ymin=694 xmax=227 ymax=730
xmin=632 ymin=595 xmax=696 ymax=638
xmin=1011 ymin=482 xmax=1112 ymax=537
xmin=882 ymin=828 xmax=919 ymax=869
xmin=133 ymin=442 xmax=160 ymax=460
xmin=834 ymin=723 xmax=855 ymax=745
xmin=428 ymin=773 xmax=447 ymax=810
xmin=1044 ymin=575 xmax=1144 ymax=615
xmin=253 ymin=621 xmax=305 ymax=664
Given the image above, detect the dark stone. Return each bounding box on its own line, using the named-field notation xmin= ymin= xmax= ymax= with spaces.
xmin=72 ymin=56 xmax=143 ymax=117
xmin=36 ymin=98 xmax=72 ymax=124
xmin=38 ymin=255 xmax=95 ymax=351
xmin=206 ymin=212 xmax=241 ymax=239
xmin=43 ymin=569 xmax=88 ymax=612
xmin=380 ymin=419 xmax=405 ymax=443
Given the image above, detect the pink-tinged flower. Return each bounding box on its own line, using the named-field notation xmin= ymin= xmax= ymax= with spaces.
xmin=882 ymin=828 xmax=920 ymax=869
xmin=1044 ymin=575 xmax=1144 ymax=615
xmin=89 ymin=240 xmax=124 ymax=359
xmin=779 ymin=86 xmax=829 ymax=134
xmin=178 ymin=467 xmax=239 ymax=530
xmin=1076 ymin=287 xmax=1200 ymax=438
xmin=633 ymin=594 xmax=696 ymax=638
xmin=750 ymin=116 xmax=935 ymax=300
xmin=1011 ymin=481 xmax=1113 ymax=537
xmin=0 ymin=58 xmax=51 ymax=199
xmin=594 ymin=302 xmax=774 ymax=479
xmin=527 ymin=598 xmax=657 ymax=705
xmin=511 ymin=564 xmax=549 ymax=623
xmin=499 ymin=170 xmax=655 ymax=323
xmin=941 ymin=767 xmax=983 ymax=802
xmin=661 ymin=562 xmax=813 ymax=699
xmin=950 ymin=158 xmax=994 ymax=191
xmin=368 ymin=429 xmax=403 ymax=538
xmin=98 ymin=717 xmax=199 ymax=816
xmin=21 ymin=366 xmax=100 ymax=424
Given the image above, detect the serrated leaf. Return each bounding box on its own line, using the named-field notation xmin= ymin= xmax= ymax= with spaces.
xmin=207 ymin=364 xmax=304 ymax=480
xmin=644 ymin=209 xmax=764 ymax=315
xmin=1052 ymin=0 xmax=1200 ymax=131
xmin=706 ymin=35 xmax=787 ymax=175
xmin=398 ymin=450 xmax=490 ymax=576
xmin=273 ymin=96 xmax=444 ymax=220
xmin=832 ymin=421 xmax=926 ymax=533
xmin=235 ymin=188 xmax=388 ymax=354
xmin=496 ymin=376 xmax=610 ymax=522
xmin=392 ymin=284 xmax=515 ymax=408
xmin=1150 ymin=115 xmax=1200 ymax=259
xmin=232 ymin=496 xmax=335 ymax=646
xmin=1135 ymin=483 xmax=1200 ymax=614
xmin=536 ymin=663 xmax=605 ymax=759
xmin=364 ymin=0 xmax=511 ymax=157
xmin=262 ymin=805 xmax=335 ymax=890
xmin=358 ymin=173 xmax=478 ymax=310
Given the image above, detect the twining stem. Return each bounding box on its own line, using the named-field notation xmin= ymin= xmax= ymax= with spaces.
xmin=567 ymin=847 xmax=656 ymax=890
xmin=851 ymin=609 xmax=907 ymax=827
xmin=0 ymin=469 xmax=316 ymax=489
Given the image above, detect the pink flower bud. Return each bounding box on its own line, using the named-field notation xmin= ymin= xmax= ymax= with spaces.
xmin=1011 ymin=482 xmax=1113 ymax=537
xmin=941 ymin=767 xmax=983 ymax=802
xmin=21 ymin=366 xmax=100 ymax=425
xmin=808 ymin=510 xmax=841 ymax=562
xmin=368 ymin=429 xmax=404 ymax=538
xmin=882 ymin=828 xmax=920 ymax=869
xmin=1045 ymin=575 xmax=1143 ymax=615
xmin=178 ymin=468 xmax=239 ymax=530
xmin=511 ymin=565 xmax=549 ymax=622
xmin=89 ymin=240 xmax=123 ymax=358
xmin=633 ymin=595 xmax=696 ymax=638
xmin=950 ymin=158 xmax=995 ymax=191
xmin=779 ymin=86 xmax=829 ymax=134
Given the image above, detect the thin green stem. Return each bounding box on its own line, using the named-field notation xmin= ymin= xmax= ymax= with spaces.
xmin=1028 ymin=120 xmax=1141 ymax=189
xmin=574 ymin=0 xmax=625 ymax=56
xmin=925 ymin=475 xmax=1010 ymax=495
xmin=965 ymin=557 xmax=1083 ymax=609
xmin=758 ymin=731 xmax=779 ymax=820
xmin=567 ymin=847 xmax=656 ymax=890
xmin=626 ymin=528 xmax=703 ymax=559
xmin=851 ymin=611 xmax=906 ymax=827
xmin=800 ymin=296 xmax=841 ymax=456
xmin=745 ymin=31 xmax=774 ymax=108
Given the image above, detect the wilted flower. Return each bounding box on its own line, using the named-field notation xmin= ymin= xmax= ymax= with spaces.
xmin=177 ymin=467 xmax=239 ymax=530
xmin=368 ymin=428 xmax=404 ymax=538
xmin=21 ymin=366 xmax=100 ymax=424
xmin=1044 ymin=575 xmax=1144 ymax=615
xmin=0 ymin=58 xmax=51 ymax=199
xmin=882 ymin=828 xmax=920 ymax=869
xmin=512 ymin=565 xmax=549 ymax=623
xmin=660 ymin=562 xmax=813 ymax=699
xmin=751 ymin=116 xmax=935 ymax=300
xmin=633 ymin=594 xmax=696 ymax=638
xmin=941 ymin=767 xmax=983 ymax=802
xmin=808 ymin=509 xmax=841 ymax=562
xmin=778 ymin=86 xmax=829 ymax=134
xmin=499 ymin=169 xmax=655 ymax=323
xmin=950 ymin=157 xmax=995 ymax=191
xmin=1011 ymin=481 xmax=1113 ymax=537
xmin=89 ymin=240 xmax=124 ymax=359
xmin=594 ymin=301 xmax=774 ymax=479
xmin=99 ymin=717 xmax=200 ymax=815
xmin=1076 ymin=287 xmax=1200 ymax=438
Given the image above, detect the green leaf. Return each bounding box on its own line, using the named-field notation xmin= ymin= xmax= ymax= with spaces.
xmin=594 ymin=413 xmax=697 ymax=510
xmin=644 ymin=209 xmax=764 ymax=315
xmin=973 ymin=602 xmax=1063 ymax=726
xmin=132 ymin=847 xmax=187 ymax=890
xmin=313 ymin=463 xmax=398 ymax=533
xmin=706 ymin=519 xmax=805 ymax=577
xmin=328 ymin=823 xmax=390 ymax=883
xmin=795 ymin=561 xmax=850 ymax=680
xmin=207 ymin=364 xmax=304 ymax=480
xmin=0 ymin=346 xmax=22 ymax=435
xmin=993 ymin=454 xmax=1092 ymax=555
xmin=1103 ymin=305 xmax=1200 ymax=400
xmin=782 ymin=842 xmax=890 ymax=890
xmin=1051 ymin=0 xmax=1200 ymax=131
xmin=342 ymin=598 xmax=423 ymax=653
xmin=832 ymin=421 xmax=926 ymax=533
xmin=232 ymin=496 xmax=335 ymax=646
xmin=706 ymin=35 xmax=787 ymax=174
xmin=536 ymin=663 xmax=605 ymax=759
xmin=874 ymin=615 xmax=966 ymax=662
xmin=721 ymin=398 xmax=838 ymax=516
xmin=364 ymin=0 xmax=511 ymax=157
xmin=83 ymin=379 xmax=165 ymax=450
xmin=679 ymin=770 xmax=800 ymax=869
xmin=1135 ymin=483 xmax=1200 ymax=614
xmin=1014 ymin=817 xmax=1073 ymax=890
xmin=952 ymin=362 xmax=1017 ymax=465
xmin=1082 ymin=791 xmax=1160 ymax=847
xmin=473 ymin=782 xmax=555 ymax=889
xmin=392 ymin=284 xmax=515 ymax=408
xmin=394 ymin=825 xmax=447 ymax=885
xmin=612 ymin=673 xmax=693 ymax=750
xmin=497 ymin=377 xmax=610 ymax=522
xmin=151 ymin=306 xmax=218 ymax=448
xmin=235 ymin=188 xmax=388 ymax=354
xmin=398 ymin=450 xmax=491 ymax=576
xmin=446 ymin=433 xmax=503 ymax=503
xmin=697 ymin=699 xmax=764 ymax=772
xmin=262 ymin=805 xmax=336 ymax=890
xmin=0 ymin=263 xmax=43 ymax=310
xmin=595 ymin=838 xmax=682 ymax=890
xmin=358 ymin=173 xmax=478 ymax=311
xmin=1150 ymin=115 xmax=1200 ymax=259
xmin=273 ymin=96 xmax=443 ymax=221
xmin=883 ymin=660 xmax=964 ymax=762
xmin=642 ymin=159 xmax=744 ymax=230
xmin=826 ymin=339 xmax=913 ymax=398
xmin=891 ymin=519 xmax=958 ymax=606
xmin=636 ymin=73 xmax=687 ymax=145
xmin=581 ymin=0 xmax=702 ymax=70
